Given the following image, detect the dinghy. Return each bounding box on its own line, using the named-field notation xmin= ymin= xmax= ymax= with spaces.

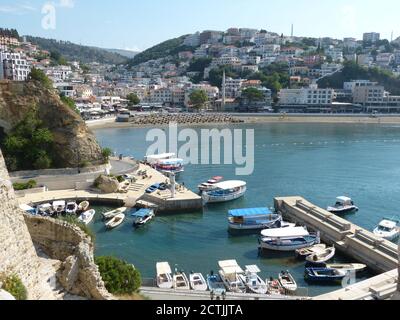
xmin=295 ymin=244 xmax=327 ymax=260
xmin=238 ymin=265 xmax=268 ymax=294
xmin=132 ymin=209 xmax=155 ymax=227
xmin=78 ymin=209 xmax=96 ymax=225
xmin=266 ymin=277 xmax=285 ymax=296
xmin=156 ymin=262 xmax=173 ymax=289
xmin=52 ymin=201 xmax=66 ymax=215
xmin=324 ymin=263 xmax=367 ymax=274
xmin=105 ymin=213 xmax=125 ymax=230
xmin=305 ymin=268 xmax=346 ymax=283
xmin=102 ymin=207 xmax=127 ymax=220
xmin=189 ymin=272 xmax=208 ymax=291
xmin=278 ymin=271 xmax=298 ymax=293
xmin=173 ymin=271 xmax=190 ymax=290
xmin=36 ymin=203 xmax=54 ymax=216
xmin=65 ymin=202 xmax=78 ymax=215
xmin=78 ymin=201 xmax=90 ymax=212
xmin=306 ymin=246 xmax=336 ymax=264
xmin=206 ymin=272 xmax=226 ymax=295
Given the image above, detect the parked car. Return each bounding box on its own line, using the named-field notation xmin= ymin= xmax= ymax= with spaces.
xmin=158 ymin=183 xmax=168 ymax=191
xmin=146 ymin=183 xmax=160 ymax=193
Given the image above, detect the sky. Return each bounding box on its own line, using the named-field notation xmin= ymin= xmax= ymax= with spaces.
xmin=0 ymin=0 xmax=399 ymax=52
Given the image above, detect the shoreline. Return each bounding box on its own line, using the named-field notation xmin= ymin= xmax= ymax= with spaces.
xmin=87 ymin=114 xmax=400 ymax=130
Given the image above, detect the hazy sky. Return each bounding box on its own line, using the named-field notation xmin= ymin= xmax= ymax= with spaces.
xmin=0 ymin=0 xmax=398 ymax=51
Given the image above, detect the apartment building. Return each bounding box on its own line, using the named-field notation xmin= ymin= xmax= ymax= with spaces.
xmin=363 ymin=32 xmax=381 ymax=43
xmin=0 ymin=51 xmax=31 ymax=81
xmin=343 ymin=37 xmax=359 ymax=49
xmin=353 ymin=85 xmax=387 ymax=106
xmin=225 ymin=77 xmax=245 ymax=98
xmin=45 ymin=65 xmax=72 ymax=82
xmin=183 ymin=32 xmax=201 ymax=47
xmin=279 ymin=87 xmax=335 ymax=105
xmin=325 ymin=46 xmax=344 ymax=62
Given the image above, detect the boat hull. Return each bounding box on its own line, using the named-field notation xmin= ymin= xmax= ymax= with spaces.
xmin=259 ymin=236 xmax=319 ymax=252
xmin=203 ymin=187 xmax=247 ymax=204
xmin=327 ymin=206 xmax=358 ymax=215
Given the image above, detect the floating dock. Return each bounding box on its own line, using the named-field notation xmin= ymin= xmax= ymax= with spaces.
xmin=274 ymin=197 xmax=398 ymax=273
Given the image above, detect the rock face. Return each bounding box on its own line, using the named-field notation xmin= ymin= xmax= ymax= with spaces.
xmin=95 ymin=175 xmax=120 ymax=193
xmin=0 ymin=80 xmax=103 ymax=168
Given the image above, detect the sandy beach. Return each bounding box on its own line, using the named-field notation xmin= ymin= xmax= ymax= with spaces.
xmin=86 ymin=114 xmax=400 ymax=130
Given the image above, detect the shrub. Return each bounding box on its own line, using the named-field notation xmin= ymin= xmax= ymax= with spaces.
xmin=101 ymin=148 xmax=113 ymax=163
xmin=13 ymin=180 xmax=37 ymax=191
xmin=0 ymin=274 xmax=27 ymax=300
xmin=58 ymin=215 xmax=96 ymax=242
xmin=95 ymin=256 xmax=141 ymax=295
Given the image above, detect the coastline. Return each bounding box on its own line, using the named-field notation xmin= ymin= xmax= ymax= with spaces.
xmin=87 ymin=114 xmax=400 ymax=130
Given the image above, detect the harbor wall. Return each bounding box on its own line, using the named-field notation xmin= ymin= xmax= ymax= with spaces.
xmin=141 ymin=193 xmax=203 ymax=214
xmin=24 ymin=215 xmax=113 ymax=300
xmin=274 ymin=197 xmax=399 ymax=273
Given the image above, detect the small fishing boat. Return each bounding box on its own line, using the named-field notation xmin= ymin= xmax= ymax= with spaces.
xmin=132 ymin=209 xmax=155 ymax=227
xmin=155 ymin=158 xmax=185 ymax=174
xmin=156 ymin=262 xmax=173 ymax=289
xmin=278 ymin=271 xmax=298 ymax=293
xmin=52 ymin=201 xmax=66 ymax=215
xmin=102 ymin=207 xmax=127 ymax=220
xmin=173 ymin=270 xmax=190 ymax=290
xmin=206 ymin=272 xmax=226 ymax=295
xmin=305 ymin=268 xmax=346 ymax=283
xmin=105 ymin=213 xmax=125 ymax=230
xmin=198 ymin=176 xmax=224 ymax=192
xmin=202 ymin=181 xmax=247 ymax=204
xmin=35 ymin=203 xmax=54 ymax=216
xmin=78 ymin=201 xmax=90 ymax=212
xmin=228 ymin=208 xmax=282 ymax=230
xmin=327 ymin=196 xmax=358 ymax=215
xmin=306 ymin=246 xmax=336 ymax=264
xmin=373 ymin=218 xmax=400 ymax=241
xmin=295 ymin=244 xmax=327 ymax=260
xmin=238 ymin=265 xmax=268 ymax=294
xmin=266 ymin=277 xmax=285 ymax=296
xmin=189 ymin=272 xmax=208 ymax=291
xmin=218 ymin=260 xmax=247 ymax=293
xmin=78 ymin=209 xmax=96 ymax=225
xmin=324 ymin=263 xmax=367 ymax=274
xmin=65 ymin=202 xmax=78 ymax=215
xmin=20 ymin=204 xmax=37 ymax=215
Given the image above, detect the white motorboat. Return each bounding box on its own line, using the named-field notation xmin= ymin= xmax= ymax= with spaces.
xmin=327 ymin=196 xmax=358 ymax=215
xmin=202 ymin=181 xmax=247 ymax=204
xmin=145 ymin=153 xmax=176 ymax=164
xmin=198 ymin=176 xmax=224 ymax=192
xmin=306 ymin=246 xmax=336 ymax=264
xmin=105 ymin=213 xmax=125 ymax=230
xmin=102 ymin=207 xmax=127 ymax=220
xmin=266 ymin=277 xmax=285 ymax=296
xmin=324 ymin=263 xmax=367 ymax=274
xmin=189 ymin=273 xmax=208 ymax=291
xmin=373 ymin=218 xmax=400 ymax=241
xmin=132 ymin=209 xmax=155 ymax=227
xmin=156 ymin=262 xmax=173 ymax=289
xmin=65 ymin=202 xmax=78 ymax=215
xmin=238 ymin=265 xmax=268 ymax=294
xmin=52 ymin=201 xmax=66 ymax=215
xmin=295 ymin=244 xmax=327 ymax=260
xmin=278 ymin=271 xmax=298 ymax=293
xmin=78 ymin=201 xmax=90 ymax=212
xmin=218 ymin=260 xmax=247 ymax=293
xmin=36 ymin=203 xmax=54 ymax=216
xmin=78 ymin=209 xmax=96 ymax=225
xmin=173 ymin=270 xmax=190 ymax=290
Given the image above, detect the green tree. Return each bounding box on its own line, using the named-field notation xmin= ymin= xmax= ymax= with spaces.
xmin=189 ymin=90 xmax=208 ymax=111
xmin=188 ymin=57 xmax=212 ymax=72
xmin=102 ymin=148 xmax=113 ymax=162
xmin=126 ymin=93 xmax=140 ymax=106
xmin=241 ymin=87 xmax=264 ymax=103
xmin=95 ymin=256 xmax=141 ymax=295
xmin=60 ymin=94 xmax=80 ymax=115
xmin=0 ymin=274 xmax=27 ymax=300
xmin=28 ymin=68 xmax=52 ymax=88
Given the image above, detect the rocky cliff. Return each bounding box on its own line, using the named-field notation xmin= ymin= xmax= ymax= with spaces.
xmin=0 ymin=80 xmax=103 ymax=168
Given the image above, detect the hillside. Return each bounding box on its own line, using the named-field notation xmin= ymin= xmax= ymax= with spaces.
xmin=318 ymin=61 xmax=400 ymax=95
xmin=26 ymin=36 xmax=128 ymax=65
xmin=102 ymin=48 xmax=139 ymax=58
xmin=128 ymin=35 xmax=191 ymax=67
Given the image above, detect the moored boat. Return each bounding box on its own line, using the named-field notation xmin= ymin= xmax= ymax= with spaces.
xmin=65 ymin=202 xmax=78 ymax=215
xmin=304 ymin=268 xmax=346 ymax=283
xmin=173 ymin=270 xmax=190 ymax=290
xmin=228 ymin=207 xmax=282 ymax=230
xmin=218 ymin=260 xmax=247 ymax=293
xmin=105 ymin=213 xmax=125 ymax=230
xmin=78 ymin=209 xmax=96 ymax=225
xmin=206 ymin=272 xmax=226 ymax=295
xmin=198 ymin=176 xmax=224 ymax=192
xmin=373 ymin=218 xmax=400 ymax=241
xmin=156 ymin=262 xmax=173 ymax=289
xmin=78 ymin=201 xmax=90 ymax=212
xmin=155 ymin=158 xmax=184 ymax=174
xmin=132 ymin=209 xmax=155 ymax=227
xmin=102 ymin=207 xmax=127 ymax=220
xmin=306 ymin=246 xmax=336 ymax=264
xmin=52 ymin=201 xmax=66 ymax=215
xmin=238 ymin=265 xmax=268 ymax=294
xmin=278 ymin=271 xmax=298 ymax=293
xmin=295 ymin=244 xmax=327 ymax=260
xmin=327 ymin=196 xmax=358 ymax=215
xmin=145 ymin=153 xmax=176 ymax=165
xmin=266 ymin=277 xmax=285 ymax=296
xmin=189 ymin=272 xmax=208 ymax=291
xmin=35 ymin=203 xmax=54 ymax=216
xmin=324 ymin=263 xmax=367 ymax=274
xmin=202 ymin=181 xmax=247 ymax=204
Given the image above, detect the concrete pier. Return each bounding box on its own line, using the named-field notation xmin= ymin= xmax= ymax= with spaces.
xmin=274 ymin=197 xmax=398 ymax=273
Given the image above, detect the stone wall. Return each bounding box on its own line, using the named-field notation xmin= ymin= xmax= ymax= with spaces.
xmin=24 ymin=216 xmax=113 ymax=300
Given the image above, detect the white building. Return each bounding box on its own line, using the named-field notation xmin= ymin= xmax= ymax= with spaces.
xmin=0 ymin=51 xmax=31 ymax=81
xmin=279 ymin=87 xmax=335 ymax=105
xmin=183 ymin=32 xmax=201 ymax=47
xmin=357 ymin=54 xmax=374 ymax=67
xmin=45 ymin=66 xmax=72 ymax=82
xmin=344 ymin=80 xmax=378 ymax=93
xmin=225 ymin=77 xmax=245 ymax=98
xmin=325 ymin=46 xmax=344 ymax=62
xmin=343 ymin=37 xmax=359 ymax=49
xmin=363 ymin=32 xmax=381 ymax=43
xmin=149 ymin=87 xmax=172 ymax=104
xmin=376 ymin=53 xmax=394 ymax=66
xmin=55 ymin=83 xmax=76 ymax=98
xmin=321 ymin=63 xmax=343 ymax=77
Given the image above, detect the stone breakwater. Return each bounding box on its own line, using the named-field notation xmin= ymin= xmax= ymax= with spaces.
xmin=124 ymin=113 xmax=243 ymax=126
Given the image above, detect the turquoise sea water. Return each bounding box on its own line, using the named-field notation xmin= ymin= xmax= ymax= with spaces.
xmin=92 ymin=123 xmax=400 ymax=296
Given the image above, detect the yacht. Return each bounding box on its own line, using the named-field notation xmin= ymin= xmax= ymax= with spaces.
xmin=327 ymin=197 xmax=358 ymax=215
xmin=373 ymin=218 xmax=400 ymax=241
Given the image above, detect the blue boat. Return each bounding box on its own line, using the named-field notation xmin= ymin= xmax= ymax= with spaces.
xmin=228 ymin=208 xmax=282 ymax=230
xmin=304 ymin=268 xmax=346 ymax=283
xmin=206 ymin=273 xmax=226 ymax=295
xmin=132 ymin=209 xmax=155 ymax=227
xmin=259 ymin=234 xmax=319 ymax=252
